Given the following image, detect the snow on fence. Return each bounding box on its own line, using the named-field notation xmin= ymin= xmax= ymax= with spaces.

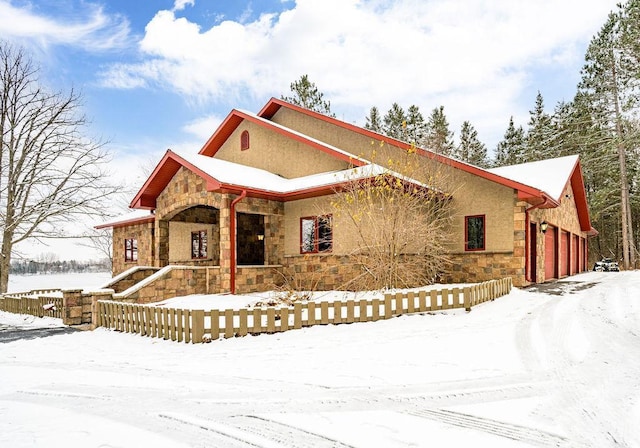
xmin=95 ymin=278 xmax=512 ymax=344
xmin=0 ymin=292 xmax=63 ymax=320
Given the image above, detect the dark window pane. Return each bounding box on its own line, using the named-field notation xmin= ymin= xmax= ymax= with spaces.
xmin=466 ymin=216 xmax=485 ymax=250
xmin=318 ymin=216 xmax=333 ymax=252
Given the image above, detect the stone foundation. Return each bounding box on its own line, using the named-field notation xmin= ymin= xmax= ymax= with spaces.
xmin=444 ymin=251 xmax=526 ymax=287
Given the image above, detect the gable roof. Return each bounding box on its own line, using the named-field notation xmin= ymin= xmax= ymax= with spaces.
xmin=129 ymin=149 xmax=430 ymax=210
xmin=257 ymin=98 xmax=596 ymax=232
xmin=128 ymin=97 xmax=594 ymax=234
xmin=488 ymin=155 xmax=595 ymax=234
xmin=255 ymin=98 xmax=564 ymax=204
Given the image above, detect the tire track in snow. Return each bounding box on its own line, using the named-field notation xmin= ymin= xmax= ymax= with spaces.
xmin=406 ymin=408 xmax=574 ymax=447
xmin=160 ymin=412 xmax=356 ymax=448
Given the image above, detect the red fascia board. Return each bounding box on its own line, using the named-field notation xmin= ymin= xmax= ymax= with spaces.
xmin=569 ymin=160 xmax=594 ymax=232
xmin=198 ymin=112 xmax=244 ymax=156
xmin=258 ymin=98 xmax=549 ymax=200
xmin=129 ymin=150 xmax=222 ymax=209
xmin=95 ymin=216 xmax=155 ymax=230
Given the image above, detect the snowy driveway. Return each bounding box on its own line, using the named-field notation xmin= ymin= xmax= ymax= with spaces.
xmin=1 ymin=271 xmax=639 ymax=447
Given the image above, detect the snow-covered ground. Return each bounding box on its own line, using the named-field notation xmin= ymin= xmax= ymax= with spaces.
xmin=1 ymin=271 xmax=639 ymax=447
xmin=7 ymin=271 xmax=112 ymax=293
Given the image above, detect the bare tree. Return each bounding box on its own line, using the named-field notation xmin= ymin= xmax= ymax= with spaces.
xmin=331 ymin=143 xmax=455 ymax=290
xmin=0 ymin=42 xmax=118 ymax=292
xmin=79 ymin=227 xmax=113 ymax=270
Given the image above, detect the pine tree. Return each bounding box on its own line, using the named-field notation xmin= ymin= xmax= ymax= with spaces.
xmin=365 ymin=106 xmax=383 ymax=133
xmin=578 ymin=0 xmax=640 ymax=268
xmin=493 ymin=117 xmax=526 ymax=166
xmin=425 ymin=106 xmax=455 ymax=156
xmin=405 ymin=105 xmax=427 ymax=147
xmin=281 ymin=74 xmax=335 ymax=117
xmin=383 ymin=103 xmax=407 ymax=140
xmin=456 ymin=121 xmax=489 ymax=167
xmin=525 ymin=91 xmax=553 ymax=162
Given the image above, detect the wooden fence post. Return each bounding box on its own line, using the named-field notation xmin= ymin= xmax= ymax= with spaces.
xmin=191 ymin=310 xmax=205 ymax=343
xmin=463 ymin=287 xmax=471 ymax=311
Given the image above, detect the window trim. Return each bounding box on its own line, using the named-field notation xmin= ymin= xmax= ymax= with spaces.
xmin=124 ymin=238 xmax=138 ymax=262
xmin=240 ymin=130 xmax=250 ymax=151
xmin=465 ymin=215 xmax=486 ymax=251
xmin=191 ymin=230 xmax=208 ymax=259
xmin=300 ymin=215 xmax=333 ymax=254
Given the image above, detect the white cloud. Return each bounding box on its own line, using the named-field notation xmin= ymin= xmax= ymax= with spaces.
xmin=173 ymin=0 xmax=195 ymax=12
xmin=99 ymin=0 xmax=618 ymax=147
xmin=182 ymin=114 xmax=225 ymax=141
xmin=0 ymin=0 xmax=131 ymax=51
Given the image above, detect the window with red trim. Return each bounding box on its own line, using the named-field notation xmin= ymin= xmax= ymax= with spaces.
xmin=465 ymin=215 xmax=485 ymax=251
xmin=191 ymin=230 xmax=208 ymax=259
xmin=124 ymin=238 xmax=138 ymax=262
xmin=240 ymin=130 xmax=250 ymax=151
xmin=300 ymin=215 xmax=332 ymax=253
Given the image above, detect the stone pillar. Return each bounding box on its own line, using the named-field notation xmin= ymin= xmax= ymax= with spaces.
xmin=155 ymin=219 xmax=169 ymax=268
xmin=62 ymin=289 xmax=83 ymax=326
xmin=512 ymin=200 xmax=528 ymax=286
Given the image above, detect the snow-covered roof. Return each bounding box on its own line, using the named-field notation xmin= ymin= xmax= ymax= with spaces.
xmin=173 ymin=149 xmax=428 ymax=194
xmin=486 ymin=155 xmax=579 ymax=201
xmin=95 ymin=209 xmax=155 ymax=229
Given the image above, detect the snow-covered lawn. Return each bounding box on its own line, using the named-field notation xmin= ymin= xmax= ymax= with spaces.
xmin=7 ymin=271 xmax=112 ymax=293
xmin=1 ymin=271 xmax=639 ymax=447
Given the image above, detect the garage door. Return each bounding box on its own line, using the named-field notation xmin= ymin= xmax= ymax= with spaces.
xmin=560 ymin=231 xmax=569 ymax=277
xmin=572 ymin=235 xmax=579 ymax=275
xmin=545 ymin=226 xmax=557 ymax=280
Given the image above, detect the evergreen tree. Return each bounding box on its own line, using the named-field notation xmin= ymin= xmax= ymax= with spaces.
xmin=424 ymin=106 xmax=455 ymax=156
xmin=383 ymin=103 xmax=407 ymax=140
xmin=365 ymin=106 xmax=383 ymax=133
xmin=578 ymin=0 xmax=640 ymax=268
xmin=493 ymin=117 xmax=526 ymax=166
xmin=455 ymin=121 xmax=489 ymax=167
xmin=405 ymin=105 xmax=427 ymax=146
xmin=525 ymin=91 xmax=554 ymax=162
xmin=281 ymin=74 xmax=335 ymax=117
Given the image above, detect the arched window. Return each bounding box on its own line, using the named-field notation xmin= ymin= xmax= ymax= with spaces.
xmin=240 ymin=130 xmax=250 ymax=151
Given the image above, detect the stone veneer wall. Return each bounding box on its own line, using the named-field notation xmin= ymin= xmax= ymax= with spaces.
xmin=281 ymin=254 xmax=367 ymax=291
xmin=124 ymin=267 xmax=220 ymax=304
xmin=235 ymin=266 xmax=283 ymax=294
xmin=112 ymin=222 xmax=155 ymax=276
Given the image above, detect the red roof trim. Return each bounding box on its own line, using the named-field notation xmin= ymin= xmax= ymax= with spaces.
xmin=257 ymin=98 xmax=551 ymax=201
xmin=129 ymin=150 xmax=223 ymax=209
xmin=129 ymin=150 xmax=419 ymax=207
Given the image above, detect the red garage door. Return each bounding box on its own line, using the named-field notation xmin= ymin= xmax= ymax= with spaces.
xmin=572 ymin=235 xmax=579 ymax=275
xmin=545 ymin=226 xmax=557 ymax=280
xmin=560 ymin=231 xmax=569 ymax=277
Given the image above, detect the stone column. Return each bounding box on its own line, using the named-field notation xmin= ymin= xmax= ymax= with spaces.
xmin=155 ymin=219 xmax=169 ymax=268
xmin=62 ymin=289 xmax=83 ymax=326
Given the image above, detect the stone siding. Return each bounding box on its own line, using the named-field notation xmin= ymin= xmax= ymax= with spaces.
xmin=112 ymin=222 xmax=154 ymax=276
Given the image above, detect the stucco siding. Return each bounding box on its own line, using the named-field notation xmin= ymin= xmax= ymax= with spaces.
xmin=214 ymin=120 xmax=349 ymax=178
xmin=449 ymin=170 xmax=517 ymax=253
xmin=168 ymin=222 xmax=218 ymax=263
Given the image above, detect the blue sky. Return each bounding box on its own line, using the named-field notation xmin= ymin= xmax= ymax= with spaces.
xmin=0 ymin=0 xmax=620 ymax=260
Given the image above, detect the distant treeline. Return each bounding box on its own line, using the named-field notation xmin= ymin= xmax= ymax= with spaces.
xmin=10 ymin=259 xmax=110 ymax=275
